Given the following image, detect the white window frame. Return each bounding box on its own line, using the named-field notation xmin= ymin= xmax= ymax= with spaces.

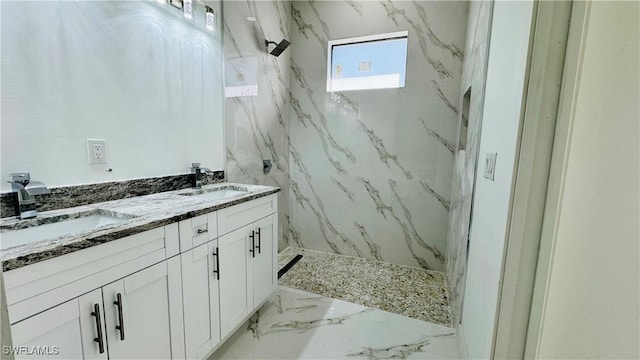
xmin=326 ymin=31 xmax=409 ymax=92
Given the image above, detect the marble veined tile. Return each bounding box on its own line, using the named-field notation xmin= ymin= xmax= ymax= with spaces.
xmin=224 ymin=0 xmax=291 ymax=253
xmin=278 ymin=247 xmax=452 ymax=327
xmin=288 ymin=0 xmax=466 ymax=271
xmin=445 ymin=1 xmax=493 ymax=326
xmin=211 ymin=286 xmax=458 ymax=360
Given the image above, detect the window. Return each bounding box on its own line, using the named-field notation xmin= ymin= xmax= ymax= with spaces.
xmin=326 ymin=31 xmax=408 ymax=92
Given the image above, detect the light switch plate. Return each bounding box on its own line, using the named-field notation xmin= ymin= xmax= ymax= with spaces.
xmin=484 ymin=152 xmax=497 ymax=181
xmin=87 ymin=139 xmax=107 ymax=164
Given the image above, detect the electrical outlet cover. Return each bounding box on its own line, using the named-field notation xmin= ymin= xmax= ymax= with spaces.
xmin=87 ymin=139 xmax=107 ymax=164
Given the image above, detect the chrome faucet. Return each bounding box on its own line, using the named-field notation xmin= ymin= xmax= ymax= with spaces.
xmin=190 ymin=163 xmax=214 ymax=189
xmin=7 ymin=173 xmax=50 ymax=219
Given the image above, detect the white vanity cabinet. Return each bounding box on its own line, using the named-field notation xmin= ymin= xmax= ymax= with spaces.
xmin=218 ymin=226 xmax=251 ymax=338
xmin=5 ymin=192 xmax=279 ymax=360
xmin=183 ymin=194 xmax=278 ymax=354
xmin=9 ymin=258 xmax=183 ymax=360
xmin=10 ymin=289 xmax=106 ymax=360
xmin=180 ymin=241 xmax=221 ymax=359
xmin=5 ymin=226 xmax=185 ymax=360
xmin=222 ymin=213 xmax=279 ymax=317
xmin=217 ymin=195 xmax=278 ymax=340
xmin=102 ymin=260 xmax=183 ymax=359
xmin=250 ymin=214 xmax=278 ymax=307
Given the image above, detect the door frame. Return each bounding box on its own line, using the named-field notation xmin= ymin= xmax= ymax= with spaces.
xmin=492 ymin=1 xmax=575 ymax=358
xmin=522 ymin=1 xmax=593 ymax=357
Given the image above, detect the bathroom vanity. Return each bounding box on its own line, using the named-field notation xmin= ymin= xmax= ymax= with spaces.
xmin=0 ymin=184 xmax=279 ymax=360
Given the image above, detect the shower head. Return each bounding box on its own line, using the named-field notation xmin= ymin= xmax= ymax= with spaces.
xmin=265 ymin=39 xmax=291 ymax=57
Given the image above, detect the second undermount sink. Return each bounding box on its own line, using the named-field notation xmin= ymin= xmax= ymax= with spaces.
xmin=179 ymin=186 xmax=249 ymax=201
xmin=0 ymin=210 xmax=136 ymax=250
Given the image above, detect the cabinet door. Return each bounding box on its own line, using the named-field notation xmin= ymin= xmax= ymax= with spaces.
xmin=208 ymin=240 xmax=221 ymax=349
xmin=102 ymin=262 xmax=175 ymax=359
xmin=10 ymin=289 xmax=106 ymax=360
xmin=218 ymin=226 xmax=250 ymax=339
xmin=181 ymin=241 xmax=221 ymax=359
xmin=252 ymin=214 xmax=278 ymax=306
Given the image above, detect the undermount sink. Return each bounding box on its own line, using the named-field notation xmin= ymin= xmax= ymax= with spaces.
xmin=179 ymin=186 xmax=249 ymax=201
xmin=0 ymin=210 xmax=136 ymax=250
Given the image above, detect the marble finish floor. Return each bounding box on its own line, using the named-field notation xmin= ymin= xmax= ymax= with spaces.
xmin=211 ymin=286 xmax=458 ymax=359
xmin=277 ymin=247 xmax=452 ymax=327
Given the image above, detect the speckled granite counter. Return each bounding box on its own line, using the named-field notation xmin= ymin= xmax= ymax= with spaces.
xmin=1 ymin=183 xmax=279 ymax=272
xmin=0 ymin=171 xmax=225 ymax=218
xmin=278 ymin=246 xmax=452 ymax=327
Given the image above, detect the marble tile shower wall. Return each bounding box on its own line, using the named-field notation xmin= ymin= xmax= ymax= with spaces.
xmin=445 ymin=1 xmax=493 ymax=325
xmin=288 ymin=1 xmax=467 ymax=270
xmin=223 ymin=1 xmax=291 ymax=251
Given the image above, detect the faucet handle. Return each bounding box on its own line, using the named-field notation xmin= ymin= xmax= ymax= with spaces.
xmin=24 ymin=181 xmax=50 ymax=195
xmin=10 ymin=173 xmax=30 ymax=184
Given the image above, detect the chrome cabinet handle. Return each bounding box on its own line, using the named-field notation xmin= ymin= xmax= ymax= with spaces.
xmin=212 ymin=247 xmax=220 ymax=280
xmin=114 ymin=293 xmax=125 ymax=341
xmin=249 ymin=230 xmax=255 ymax=258
xmin=91 ymin=303 xmax=105 ymax=354
xmin=197 ymin=228 xmax=208 ymax=235
xmin=256 ymin=228 xmax=261 ymax=254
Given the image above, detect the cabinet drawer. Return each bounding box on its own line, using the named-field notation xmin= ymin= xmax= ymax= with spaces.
xmin=217 ymin=195 xmax=277 ymax=236
xmin=179 ymin=212 xmax=217 ymax=252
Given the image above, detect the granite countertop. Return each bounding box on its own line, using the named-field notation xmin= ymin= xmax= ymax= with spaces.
xmin=0 ymin=183 xmax=279 ymax=272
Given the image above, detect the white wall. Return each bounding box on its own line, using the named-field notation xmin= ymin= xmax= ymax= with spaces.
xmin=535 ymin=1 xmax=640 ymax=358
xmin=460 ymin=1 xmax=534 ymax=357
xmin=0 ymin=1 xmax=224 ymax=191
